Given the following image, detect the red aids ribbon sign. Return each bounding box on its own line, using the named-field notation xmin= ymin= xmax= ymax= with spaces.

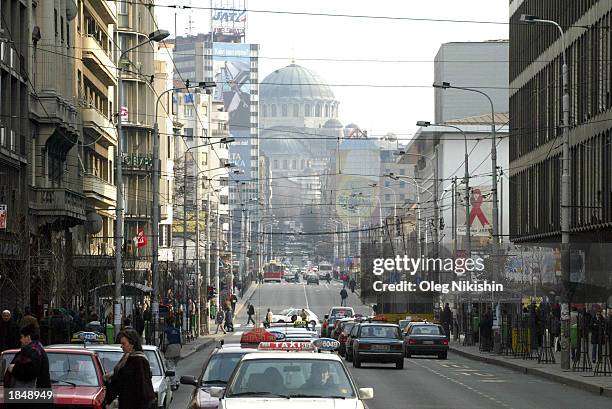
xmin=135 ymin=228 xmax=148 ymax=248
xmin=469 ymin=188 xmax=490 ymax=227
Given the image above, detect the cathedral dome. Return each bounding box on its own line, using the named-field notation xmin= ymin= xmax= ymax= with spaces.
xmin=261 ymin=64 xmax=336 ymax=101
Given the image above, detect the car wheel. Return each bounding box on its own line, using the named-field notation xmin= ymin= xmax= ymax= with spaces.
xmin=353 ymin=353 xmax=361 ymax=368
xmin=346 ymin=349 xmax=353 ymax=362
xmin=278 ymin=320 xmax=285 ymax=323
xmin=396 ymin=358 xmax=404 ymax=369
xmin=438 ymin=352 xmax=448 ymax=360
xmin=406 ymin=351 xmax=412 ymax=358
xmin=310 ymin=320 xmax=317 ymax=329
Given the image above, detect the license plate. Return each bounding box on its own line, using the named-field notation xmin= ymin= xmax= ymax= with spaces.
xmin=422 ymin=340 xmax=434 ymax=345
xmin=371 ymin=345 xmax=389 ymax=351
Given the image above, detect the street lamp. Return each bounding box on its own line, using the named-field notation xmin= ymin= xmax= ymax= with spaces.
xmin=152 ymin=81 xmax=217 ymax=338
xmin=368 ymin=182 xmax=397 ymax=220
xmin=416 ymin=121 xmax=470 ymax=258
xmin=520 ymin=13 xmax=572 ymax=370
xmin=114 ymin=29 xmax=170 ymax=335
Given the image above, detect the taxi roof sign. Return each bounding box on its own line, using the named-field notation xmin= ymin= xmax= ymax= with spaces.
xmin=258 ymin=341 xmax=315 ymax=352
xmin=240 ymin=327 xmax=277 ymax=344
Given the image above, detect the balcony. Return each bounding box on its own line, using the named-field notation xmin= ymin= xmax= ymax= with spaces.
xmin=82 ymin=107 xmax=117 ymax=147
xmin=82 ymin=36 xmax=116 ymax=86
xmin=30 ymin=187 xmax=87 ymax=223
xmin=83 ymin=173 xmax=116 ymax=208
xmin=87 ymin=0 xmax=117 ymax=25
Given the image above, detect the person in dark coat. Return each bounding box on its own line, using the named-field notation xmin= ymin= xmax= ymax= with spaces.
xmin=103 ymin=328 xmax=155 ymax=409
xmin=224 ymin=307 xmax=234 ymax=332
xmin=246 ymin=304 xmax=256 ymax=325
xmin=3 ymin=324 xmax=52 ymax=409
xmin=591 ymin=310 xmax=605 ymax=363
xmin=440 ymin=303 xmax=453 ymax=340
xmin=0 ymin=310 xmax=18 ymax=352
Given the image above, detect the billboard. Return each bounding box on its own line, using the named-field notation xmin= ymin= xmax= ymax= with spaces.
xmin=228 ymin=131 xmax=251 ymax=181
xmin=335 ymin=139 xmax=380 ymax=224
xmin=212 ymin=0 xmax=246 ymax=37
xmin=457 ymin=184 xmax=493 ymax=237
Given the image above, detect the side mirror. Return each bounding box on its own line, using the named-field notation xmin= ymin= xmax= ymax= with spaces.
xmin=165 ymin=370 xmax=175 ymax=377
xmin=179 ymin=375 xmax=198 ymax=386
xmin=209 ymin=386 xmax=225 ymax=398
xmin=358 ymin=387 xmax=374 ymax=400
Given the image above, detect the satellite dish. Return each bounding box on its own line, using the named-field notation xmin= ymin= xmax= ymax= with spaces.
xmin=84 ymin=212 xmax=103 ymax=234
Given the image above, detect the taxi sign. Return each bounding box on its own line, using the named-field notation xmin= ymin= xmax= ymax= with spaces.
xmin=258 ymin=341 xmax=315 ymax=351
xmin=312 ymin=338 xmax=340 ymax=351
xmin=268 ymin=331 xmax=286 ymax=341
xmin=240 ymin=327 xmax=276 ymax=344
xmin=71 ymin=331 xmax=105 ymax=343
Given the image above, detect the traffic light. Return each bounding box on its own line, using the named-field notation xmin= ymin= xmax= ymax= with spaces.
xmin=207 ymin=286 xmax=216 ymax=301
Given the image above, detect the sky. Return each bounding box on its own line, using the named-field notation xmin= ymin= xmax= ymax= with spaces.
xmin=155 ymin=0 xmax=509 ymax=141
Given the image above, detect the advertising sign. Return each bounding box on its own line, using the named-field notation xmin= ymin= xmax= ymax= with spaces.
xmin=228 ymin=131 xmax=251 ymax=181
xmin=0 ymin=205 xmax=6 ymax=229
xmin=212 ymin=0 xmax=246 ymax=36
xmin=457 ymin=185 xmax=493 ymax=237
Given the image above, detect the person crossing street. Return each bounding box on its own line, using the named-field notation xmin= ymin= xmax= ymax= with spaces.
xmin=215 ymin=309 xmax=226 ymax=334
xmin=340 ymin=288 xmax=348 ymax=306
xmin=246 ymin=304 xmax=256 ymax=326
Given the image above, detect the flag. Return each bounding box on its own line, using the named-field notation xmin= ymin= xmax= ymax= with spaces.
xmin=120 ymin=106 xmax=128 ymax=121
xmin=134 ymin=228 xmax=148 ymax=248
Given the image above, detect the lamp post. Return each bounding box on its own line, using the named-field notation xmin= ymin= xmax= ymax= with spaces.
xmin=520 ymin=13 xmax=571 ymax=370
xmin=368 ymin=183 xmax=397 ymax=220
xmin=115 ymin=29 xmax=169 ymax=335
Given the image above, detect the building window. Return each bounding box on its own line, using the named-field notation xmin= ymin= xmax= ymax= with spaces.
xmin=399 ymin=181 xmax=406 ymax=188
xmin=271 ymin=104 xmax=277 ymax=117
xmin=399 ymin=168 xmax=405 ymax=175
xmin=384 ymin=181 xmax=390 ymax=187
xmin=305 ymin=104 xmax=311 ymax=116
xmin=282 ymin=159 xmax=288 ymax=169
xmin=301 ymin=159 xmax=305 ymax=169
xmin=184 ymin=106 xmax=193 ymax=117
xmin=293 ymin=104 xmax=299 ymax=117
xmin=292 ymin=159 xmax=297 ymax=169
xmin=282 ymin=104 xmax=288 ymax=117
xmin=324 ymin=105 xmax=329 ymax=117
xmin=273 ymin=159 xmax=279 ymax=169
xmin=385 ymin=194 xmax=391 ymax=201
xmin=183 ymin=128 xmax=194 ymax=139
xmin=315 ymin=104 xmax=321 ymax=117
xmin=119 ymin=0 xmax=128 ymax=14
xmin=400 ymin=194 xmax=406 ymax=200
xmin=262 ymin=104 xmax=267 ymax=117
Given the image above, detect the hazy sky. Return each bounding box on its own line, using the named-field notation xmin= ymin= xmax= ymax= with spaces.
xmin=155 ymin=0 xmax=508 ymax=141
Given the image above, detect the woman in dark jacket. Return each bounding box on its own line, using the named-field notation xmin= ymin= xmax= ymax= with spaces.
xmin=102 ymin=329 xmax=155 ymax=409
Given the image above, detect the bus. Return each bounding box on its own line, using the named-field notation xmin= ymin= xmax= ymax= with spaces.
xmin=263 ymin=260 xmax=285 ymax=283
xmin=318 ymin=262 xmax=333 ymax=279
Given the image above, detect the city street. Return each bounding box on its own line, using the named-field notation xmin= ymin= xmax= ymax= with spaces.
xmin=169 ymin=282 xmax=612 ymax=409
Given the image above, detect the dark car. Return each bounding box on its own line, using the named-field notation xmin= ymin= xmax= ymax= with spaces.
xmin=351 ymin=323 xmax=405 ymax=369
xmin=404 ymin=323 xmax=449 ymax=359
xmin=180 ymin=343 xmax=252 ymax=409
xmin=0 ymin=348 xmax=107 ymax=408
xmin=338 ymin=320 xmax=357 ymax=357
xmin=331 ymin=317 xmax=353 ymax=340
xmin=344 ymin=322 xmax=361 ymax=362
xmin=306 ymin=274 xmax=319 ymax=285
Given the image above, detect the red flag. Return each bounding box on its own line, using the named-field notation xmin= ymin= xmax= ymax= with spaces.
xmin=134 ymin=228 xmax=148 ymax=248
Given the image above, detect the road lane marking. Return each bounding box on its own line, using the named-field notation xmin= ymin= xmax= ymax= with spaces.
xmin=303 ymin=281 xmax=310 ymax=309
xmin=234 ymin=332 xmax=243 ymax=336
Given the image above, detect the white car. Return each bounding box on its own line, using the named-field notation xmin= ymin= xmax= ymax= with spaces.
xmin=212 ymin=351 xmax=373 ymax=409
xmin=272 ymin=308 xmax=319 ymax=327
xmin=48 ymin=344 xmax=174 ymax=409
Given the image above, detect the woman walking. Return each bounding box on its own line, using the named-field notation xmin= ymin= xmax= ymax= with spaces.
xmin=215 ymin=309 xmax=226 ymax=334
xmin=102 ymin=329 xmax=155 ymax=409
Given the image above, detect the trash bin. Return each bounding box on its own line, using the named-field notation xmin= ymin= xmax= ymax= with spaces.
xmin=105 ymin=324 xmax=114 ymax=344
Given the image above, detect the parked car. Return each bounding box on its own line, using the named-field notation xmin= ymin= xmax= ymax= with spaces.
xmin=351 ymin=323 xmax=405 ymax=369
xmin=338 ymin=320 xmax=358 ymax=357
xmin=0 ymin=348 xmax=106 ymax=408
xmin=404 ymin=323 xmax=449 ymax=359
xmin=48 ymin=344 xmax=174 ymax=408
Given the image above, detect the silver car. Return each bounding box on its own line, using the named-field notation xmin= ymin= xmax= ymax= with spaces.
xmin=48 ymin=344 xmax=174 ymax=409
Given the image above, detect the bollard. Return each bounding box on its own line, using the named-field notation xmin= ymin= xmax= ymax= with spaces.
xmin=105 ymin=323 xmax=114 ymax=344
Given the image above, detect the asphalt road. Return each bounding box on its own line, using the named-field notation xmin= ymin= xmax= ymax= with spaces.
xmin=170 ymin=281 xmax=612 ymax=409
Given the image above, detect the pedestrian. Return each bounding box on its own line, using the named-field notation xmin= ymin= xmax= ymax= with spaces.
xmin=326 ymin=273 xmax=331 ymax=284
xmin=441 ymin=303 xmax=452 ymax=340
xmin=163 ymin=317 xmax=181 ymax=390
xmin=230 ymin=294 xmax=238 ymax=313
xmin=224 ymin=306 xmax=234 ymax=332
xmin=102 ymin=328 xmax=155 ymax=409
xmin=215 ymin=309 xmax=226 ymax=334
xmin=246 ymin=304 xmax=256 ymax=326
xmin=3 ymin=324 xmax=52 ymax=409
xmin=115 ymin=318 xmax=134 ymax=343
xmin=265 ymin=308 xmax=273 ymax=329
xmin=340 ymin=288 xmax=348 ymax=307
xmin=0 ymin=310 xmax=18 ymax=353
xmin=19 ymin=307 xmax=39 ymax=331
xmin=349 ymin=278 xmax=356 ymax=293
xmin=591 ymin=310 xmax=604 ymax=363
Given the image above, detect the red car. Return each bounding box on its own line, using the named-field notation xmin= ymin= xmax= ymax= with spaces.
xmin=0 ymin=348 xmax=107 ymax=408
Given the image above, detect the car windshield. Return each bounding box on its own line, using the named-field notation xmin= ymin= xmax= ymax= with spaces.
xmin=411 ymin=326 xmax=442 ymax=335
xmin=200 ymin=353 xmax=246 ymax=385
xmin=226 ymin=359 xmax=356 ymax=399
xmin=360 ymin=326 xmax=402 ymax=339
xmin=330 ymin=308 xmax=353 ymax=318
xmin=95 ymin=350 xmax=162 ymax=376
xmin=2 ymin=352 xmax=100 ymax=386
xmin=343 ymin=323 xmax=356 ymax=333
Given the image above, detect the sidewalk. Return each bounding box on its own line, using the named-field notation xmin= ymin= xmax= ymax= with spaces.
xmin=449 ymin=340 xmax=612 ymax=398
xmin=233 ymin=282 xmax=259 ymax=316
xmin=178 ymin=333 xmax=225 ymax=361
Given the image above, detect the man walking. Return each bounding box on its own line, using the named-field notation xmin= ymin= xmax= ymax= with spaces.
xmin=441 ymin=303 xmax=453 ymax=340
xmin=215 ymin=309 xmax=226 ymax=334
xmin=0 ymin=310 xmax=18 ymax=353
xmin=164 ymin=317 xmax=182 ymax=390
xmin=246 ymin=304 xmax=256 ymax=326
xmin=224 ymin=306 xmax=234 ymax=332
xmin=265 ymin=308 xmax=273 ymax=329
xmin=340 ymin=288 xmax=348 ymax=307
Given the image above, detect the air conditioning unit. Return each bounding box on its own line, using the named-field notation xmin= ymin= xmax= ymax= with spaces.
xmin=0 ymin=127 xmax=5 ymax=147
